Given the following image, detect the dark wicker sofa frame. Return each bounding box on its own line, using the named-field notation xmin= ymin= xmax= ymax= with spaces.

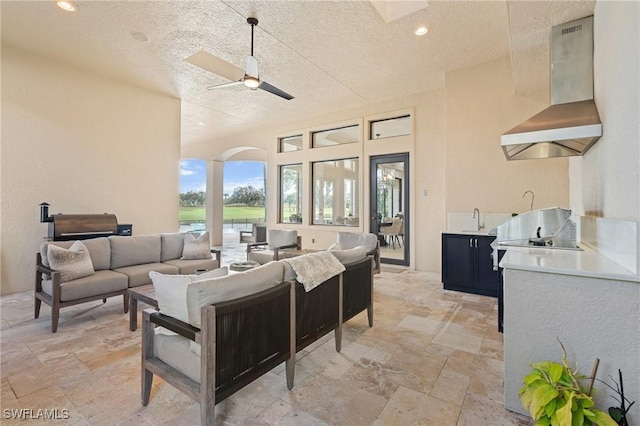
xmin=293 ymin=255 xmax=374 ymax=355
xmin=141 ymin=282 xmax=295 ymax=426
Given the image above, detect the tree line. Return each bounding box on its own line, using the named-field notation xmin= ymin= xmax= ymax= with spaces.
xmin=180 ymin=186 xmax=265 ymax=207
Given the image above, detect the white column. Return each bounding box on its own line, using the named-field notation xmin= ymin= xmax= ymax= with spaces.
xmin=206 ymin=160 xmax=224 ymax=246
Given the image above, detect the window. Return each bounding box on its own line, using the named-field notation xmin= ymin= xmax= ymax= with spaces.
xmin=312 ymin=124 xmax=359 ymax=148
xmin=279 ymin=134 xmax=303 ymax=152
xmin=312 ymin=158 xmax=359 ymax=226
xmin=279 ymin=164 xmax=303 ymax=223
xmin=370 ymin=115 xmax=411 ymax=140
xmin=179 ymin=159 xmax=206 ymax=233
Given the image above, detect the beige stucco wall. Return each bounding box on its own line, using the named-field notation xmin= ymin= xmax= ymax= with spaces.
xmin=445 ymin=56 xmax=569 ymax=215
xmin=0 ymin=46 xmax=181 ymax=295
xmin=571 ymin=0 xmax=640 ymax=221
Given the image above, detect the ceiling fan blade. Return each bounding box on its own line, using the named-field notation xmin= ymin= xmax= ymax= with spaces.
xmin=207 ymin=81 xmax=243 ymax=91
xmin=259 ymin=81 xmax=294 ymax=100
xmin=185 ymin=50 xmax=245 ymax=82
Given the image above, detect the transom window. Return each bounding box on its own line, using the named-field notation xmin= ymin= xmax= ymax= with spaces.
xmin=278 ymin=134 xmax=303 ymax=152
xmin=312 ymin=124 xmax=359 ymax=148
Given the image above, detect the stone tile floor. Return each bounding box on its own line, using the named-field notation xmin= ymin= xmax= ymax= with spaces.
xmin=0 ymin=234 xmax=531 ymax=425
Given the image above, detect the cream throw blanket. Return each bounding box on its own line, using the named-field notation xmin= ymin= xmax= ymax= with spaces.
xmin=284 ymin=251 xmax=346 ymax=292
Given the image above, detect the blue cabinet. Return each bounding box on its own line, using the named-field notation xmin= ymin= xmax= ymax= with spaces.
xmin=442 ymin=233 xmax=497 ymax=297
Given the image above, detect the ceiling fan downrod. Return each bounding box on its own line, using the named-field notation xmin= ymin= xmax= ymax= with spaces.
xmin=247 ymin=17 xmax=258 ymax=57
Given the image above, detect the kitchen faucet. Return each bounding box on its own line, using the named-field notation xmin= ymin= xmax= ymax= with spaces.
xmin=523 ymin=190 xmax=535 ymax=211
xmin=472 ymin=208 xmax=483 ymax=231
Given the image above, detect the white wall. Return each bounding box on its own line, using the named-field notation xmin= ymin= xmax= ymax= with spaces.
xmin=572 ymin=0 xmax=640 ymax=220
xmin=445 ymin=56 xmax=569 ymax=215
xmin=0 ymin=46 xmax=181 ymax=295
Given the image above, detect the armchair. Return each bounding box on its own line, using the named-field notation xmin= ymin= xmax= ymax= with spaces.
xmin=238 ymin=222 xmax=267 ymax=244
xmin=141 ymin=282 xmax=295 ymax=425
xmin=246 ymin=229 xmax=301 ymax=264
xmin=336 ymin=232 xmax=380 ymax=274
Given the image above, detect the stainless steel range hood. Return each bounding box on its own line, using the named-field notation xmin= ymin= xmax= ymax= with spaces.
xmin=502 ymin=16 xmax=602 ymax=161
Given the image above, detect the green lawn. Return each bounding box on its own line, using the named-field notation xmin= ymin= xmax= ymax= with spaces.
xmin=179 ymin=206 xmax=265 ymax=222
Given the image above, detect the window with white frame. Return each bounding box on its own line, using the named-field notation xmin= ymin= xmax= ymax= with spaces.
xmin=312 ymin=158 xmax=359 ymax=226
xmin=279 ymin=164 xmax=303 ymax=223
xmin=312 ymin=124 xmax=359 ymax=148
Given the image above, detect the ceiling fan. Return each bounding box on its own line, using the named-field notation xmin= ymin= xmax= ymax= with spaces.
xmin=185 ymin=17 xmax=294 ymax=100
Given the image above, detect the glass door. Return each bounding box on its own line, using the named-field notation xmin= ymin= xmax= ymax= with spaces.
xmin=370 ymin=153 xmax=409 ymax=266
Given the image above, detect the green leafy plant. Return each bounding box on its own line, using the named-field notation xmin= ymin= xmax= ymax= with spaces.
xmin=519 ymin=344 xmax=617 ymax=426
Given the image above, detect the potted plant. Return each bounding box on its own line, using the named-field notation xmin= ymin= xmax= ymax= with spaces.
xmin=519 ymin=343 xmax=617 ymax=426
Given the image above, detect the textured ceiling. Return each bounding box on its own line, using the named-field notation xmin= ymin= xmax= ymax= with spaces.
xmin=1 ymin=0 xmax=595 ymax=147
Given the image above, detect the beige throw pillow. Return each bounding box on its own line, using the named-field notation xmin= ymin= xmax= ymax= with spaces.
xmin=47 ymin=241 xmax=95 ymax=283
xmin=149 ymin=267 xmax=228 ymax=324
xmin=181 ymin=232 xmax=211 ymax=260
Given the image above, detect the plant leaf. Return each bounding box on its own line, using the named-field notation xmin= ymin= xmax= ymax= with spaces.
xmin=548 ymin=362 xmax=563 ymax=384
xmin=535 ymin=418 xmax=552 ymax=426
xmin=608 ymin=407 xmax=622 ymax=422
xmin=590 ymin=409 xmax=618 ymax=426
xmin=573 ymin=407 xmax=584 ymax=426
xmin=556 ymin=391 xmax=574 ymax=426
xmin=545 ymin=399 xmax=557 ymax=418
xmin=531 ymin=384 xmax=560 ymax=419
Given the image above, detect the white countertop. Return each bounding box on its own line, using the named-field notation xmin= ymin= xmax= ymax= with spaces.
xmin=442 ymin=230 xmax=493 ymax=236
xmin=499 ymin=244 xmax=640 ymax=283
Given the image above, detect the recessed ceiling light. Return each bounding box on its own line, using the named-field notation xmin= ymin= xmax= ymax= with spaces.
xmin=415 ymin=26 xmax=428 ymax=36
xmin=56 ymin=1 xmax=76 ymax=12
xmin=131 ymin=32 xmax=150 ymax=43
xmin=197 ymin=122 xmax=205 ymax=126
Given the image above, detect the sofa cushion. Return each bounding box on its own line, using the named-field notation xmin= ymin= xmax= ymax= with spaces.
xmin=329 ymin=246 xmax=368 ymax=264
xmin=181 ymin=232 xmax=210 ymax=260
xmin=47 ymin=241 xmax=95 ymax=283
xmin=337 ymin=232 xmax=378 ymax=254
xmin=113 ymin=263 xmax=178 ymax=287
xmin=42 ymin=269 xmax=128 ymax=302
xmin=186 ymin=261 xmax=284 ymax=328
xmin=247 ymin=250 xmax=278 ymax=265
xmin=149 ymin=268 xmax=228 ymax=323
xmin=163 ymin=258 xmax=219 ymax=275
xmin=109 ymin=235 xmax=161 ymax=269
xmin=161 ymin=233 xmax=185 ymax=262
xmin=41 ymin=237 xmax=111 ymax=271
xmin=154 ymin=333 xmax=201 ymax=383
xmin=268 ymin=229 xmax=297 ymax=248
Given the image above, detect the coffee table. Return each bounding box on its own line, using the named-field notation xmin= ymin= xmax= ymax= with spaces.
xmin=128 ymin=284 xmax=158 ymax=331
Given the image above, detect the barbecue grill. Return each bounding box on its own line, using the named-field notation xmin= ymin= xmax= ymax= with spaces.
xmin=40 ymin=202 xmax=131 ymax=241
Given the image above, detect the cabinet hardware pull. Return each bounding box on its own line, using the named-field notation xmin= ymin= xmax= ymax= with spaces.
xmin=469 ymin=238 xmax=473 ymax=248
xmin=475 ymin=239 xmax=478 ymax=248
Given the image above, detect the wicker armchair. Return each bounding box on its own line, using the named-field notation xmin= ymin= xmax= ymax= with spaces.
xmin=141 ymin=282 xmax=295 ymax=425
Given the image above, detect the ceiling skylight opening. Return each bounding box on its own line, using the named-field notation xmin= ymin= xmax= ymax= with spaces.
xmin=415 ymin=26 xmax=428 ymax=36
xmin=56 ymin=1 xmax=77 ymax=12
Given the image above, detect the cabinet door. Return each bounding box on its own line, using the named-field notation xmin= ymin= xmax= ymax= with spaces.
xmin=474 ymin=236 xmax=498 ymax=296
xmin=442 ymin=234 xmax=474 ymax=291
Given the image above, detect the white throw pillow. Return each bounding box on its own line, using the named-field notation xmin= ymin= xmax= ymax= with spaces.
xmin=329 ymin=246 xmax=368 ymax=264
xmin=149 ymin=267 xmax=229 ymax=324
xmin=47 ymin=241 xmax=95 ymax=283
xmin=181 ymin=232 xmax=211 ymax=260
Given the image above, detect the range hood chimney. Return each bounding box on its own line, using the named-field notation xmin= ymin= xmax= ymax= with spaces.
xmin=502 ymin=16 xmax=602 ymax=161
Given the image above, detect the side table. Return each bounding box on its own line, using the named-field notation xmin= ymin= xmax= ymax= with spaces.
xmin=128 ymin=284 xmax=158 ymax=331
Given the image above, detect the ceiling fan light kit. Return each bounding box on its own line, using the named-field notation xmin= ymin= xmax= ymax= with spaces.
xmin=185 ymin=16 xmax=294 ymax=100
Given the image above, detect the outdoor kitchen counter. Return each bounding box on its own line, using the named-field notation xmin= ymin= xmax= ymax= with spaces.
xmin=499 ymin=244 xmax=640 ymax=283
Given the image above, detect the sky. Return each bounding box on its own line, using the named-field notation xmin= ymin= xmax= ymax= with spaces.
xmin=180 ymin=159 xmax=265 ymax=195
